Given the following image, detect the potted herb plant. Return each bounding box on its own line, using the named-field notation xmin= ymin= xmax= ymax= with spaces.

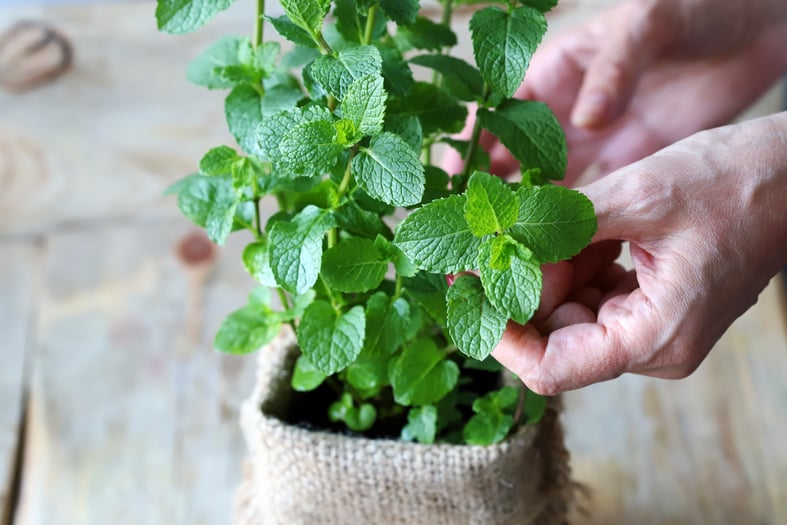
xmin=157 ymin=0 xmax=596 ymax=522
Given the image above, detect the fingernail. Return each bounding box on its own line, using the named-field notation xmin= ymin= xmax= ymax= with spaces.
xmin=571 ymin=92 xmax=610 ymax=128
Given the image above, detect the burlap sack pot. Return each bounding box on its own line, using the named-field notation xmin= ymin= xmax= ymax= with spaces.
xmin=234 ymin=327 xmax=573 ymax=525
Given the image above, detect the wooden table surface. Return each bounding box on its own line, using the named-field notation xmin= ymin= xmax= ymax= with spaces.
xmin=1 ymin=2 xmax=785 ymax=524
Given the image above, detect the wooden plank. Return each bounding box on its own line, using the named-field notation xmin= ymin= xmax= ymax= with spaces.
xmin=0 ymin=241 xmax=39 ymax=523
xmin=565 ymin=278 xmax=787 ymax=524
xmin=12 ymin=221 xmax=258 ymax=525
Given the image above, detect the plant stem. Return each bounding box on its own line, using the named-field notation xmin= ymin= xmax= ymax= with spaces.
xmin=513 ymin=383 xmax=526 ymax=424
xmin=363 ymin=5 xmax=378 ymax=45
xmin=338 ymin=149 xmax=356 ymax=197
xmin=254 ymin=0 xmax=264 ymax=48
xmin=458 ymin=84 xmax=491 ymax=190
xmin=253 ymin=198 xmax=263 ymax=239
xmin=277 ymin=288 xmax=298 ymax=333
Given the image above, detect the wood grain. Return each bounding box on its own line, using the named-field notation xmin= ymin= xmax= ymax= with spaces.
xmin=12 ymin=222 xmax=258 ymax=525
xmin=0 ymin=241 xmax=39 ymax=523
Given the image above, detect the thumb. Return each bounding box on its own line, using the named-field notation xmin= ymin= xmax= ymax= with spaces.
xmin=570 ymin=9 xmax=665 ymax=129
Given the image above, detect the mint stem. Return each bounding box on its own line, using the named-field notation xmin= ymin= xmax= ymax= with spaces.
xmin=363 ymin=5 xmax=378 ymax=45
xmin=458 ymin=84 xmax=491 ymax=190
xmin=254 ymin=0 xmax=264 ymax=48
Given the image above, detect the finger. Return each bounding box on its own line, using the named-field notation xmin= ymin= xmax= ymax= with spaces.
xmin=569 ymin=239 xmax=623 ymax=289
xmin=531 ymin=261 xmax=573 ymax=323
xmin=539 ymin=301 xmax=596 ymax=334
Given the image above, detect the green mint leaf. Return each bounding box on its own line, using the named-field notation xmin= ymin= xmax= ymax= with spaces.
xmin=214 ymin=304 xmax=280 ymax=355
xmin=353 ymin=132 xmax=425 ymax=207
xmin=479 ymin=99 xmax=567 ymax=181
xmin=164 ymin=173 xmax=202 ymax=196
xmin=375 ymin=235 xmax=417 ymax=277
xmin=321 ymin=237 xmax=388 ymax=293
xmin=379 ymin=0 xmax=419 ymax=25
xmin=377 ymin=44 xmax=415 ymax=96
xmin=297 ymin=301 xmax=365 ymax=375
xmin=464 ymin=171 xmax=518 ymax=237
xmin=242 ymin=240 xmax=277 ymax=287
xmin=329 ymin=392 xmax=377 ymax=432
xmin=522 ymin=389 xmax=547 ymax=424
xmin=394 ymin=17 xmax=457 ymax=51
xmin=176 ymin=175 xmax=238 ymax=245
xmin=422 ymin=166 xmax=451 ymax=204
xmin=394 ymin=195 xmax=481 ymax=273
xmin=446 ymin=275 xmax=507 ymax=361
xmin=402 ymin=271 xmax=448 ymax=325
xmin=279 ymin=120 xmax=344 ymax=177
xmin=389 ymin=339 xmax=459 ymax=406
xmin=266 ymin=15 xmax=317 ymax=48
xmin=259 ymin=105 xmax=333 ymax=166
xmin=310 ymin=45 xmax=383 ymax=100
xmin=155 ymin=0 xmax=235 ymax=34
xmin=334 ymin=119 xmax=362 ymax=146
xmin=268 ymin=205 xmax=336 ymax=294
xmin=470 ymin=6 xmax=546 ymax=99
xmin=280 ymin=0 xmax=331 ymax=35
xmin=401 ymin=405 xmax=438 ymax=444
xmin=334 ymin=0 xmax=362 ymax=44
xmin=291 ymin=355 xmax=328 ymax=392
xmin=510 ymin=185 xmax=597 ymax=262
xmin=521 ymin=0 xmax=558 ymax=13
xmin=186 ymin=36 xmax=243 ymax=89
xmin=199 ymin=145 xmax=239 ymax=176
xmin=334 ymin=200 xmax=393 ymax=240
xmin=387 ymin=82 xmax=467 ymax=136
xmin=225 ymin=84 xmax=264 ymax=157
xmin=342 ymin=74 xmax=386 ymax=137
xmin=409 ymin=54 xmax=484 ymax=102
xmin=463 ymin=386 xmax=519 ymax=445
xmin=383 ymin=114 xmax=422 ymax=152
xmin=478 ymin=235 xmax=541 ymax=325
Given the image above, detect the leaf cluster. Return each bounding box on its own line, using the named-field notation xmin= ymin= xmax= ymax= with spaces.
xmin=159 ymin=0 xmax=593 ymax=445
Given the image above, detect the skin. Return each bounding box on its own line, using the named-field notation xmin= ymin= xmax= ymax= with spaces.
xmin=446 ymin=0 xmax=787 ymax=394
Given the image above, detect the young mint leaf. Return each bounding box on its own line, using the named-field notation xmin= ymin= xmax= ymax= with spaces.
xmin=297 ymin=301 xmax=365 ymax=375
xmin=186 ymin=36 xmax=243 ymax=89
xmin=279 ymin=0 xmax=331 ymax=36
xmin=377 ymin=45 xmax=415 ymax=96
xmin=394 ymin=17 xmax=457 ymax=51
xmin=463 ymin=386 xmax=519 ymax=445
xmin=353 ymin=132 xmax=425 ymax=207
xmin=383 ymin=114 xmax=422 ymax=152
xmin=402 ymin=271 xmax=448 ymax=325
xmin=310 ymin=45 xmax=383 ymax=100
xmin=156 ymin=0 xmax=235 ymax=34
xmin=242 ymin=240 xmax=277 ymax=287
xmin=176 ymin=175 xmax=238 ymax=245
xmin=342 ymin=74 xmax=386 ymax=136
xmin=510 ymin=185 xmax=597 ymax=263
xmin=164 ymin=174 xmax=202 ymax=196
xmin=266 ymin=15 xmax=317 ymax=48
xmin=446 ymin=274 xmax=507 ymax=361
xmin=409 ymin=54 xmax=484 ymax=102
xmin=321 ymin=237 xmax=388 ymax=293
xmin=291 ymin=354 xmax=328 ymax=392
xmin=199 ymin=145 xmax=239 ymax=176
xmin=333 ymin=119 xmax=362 ymax=146
xmin=379 ymin=0 xmax=419 ymax=26
xmin=259 ymin=106 xmax=333 ymax=167
xmin=478 ymin=99 xmax=566 ymax=181
xmin=478 ymin=235 xmax=542 ymax=325
xmin=225 ymin=84 xmax=264 ymax=158
xmin=387 ymin=82 xmax=467 ymax=136
xmin=464 ymin=171 xmax=518 ymax=237
xmin=214 ymin=304 xmax=280 ymax=355
xmin=394 ymin=195 xmax=481 ymax=273
xmin=329 ymin=392 xmax=377 ymax=432
xmin=469 ymin=6 xmax=546 ymax=99
xmin=401 ymin=405 xmax=438 ymax=444
xmin=268 ymin=205 xmax=336 ymax=294
xmin=389 ymin=339 xmax=459 ymax=406
xmin=279 ymin=120 xmax=344 ymax=177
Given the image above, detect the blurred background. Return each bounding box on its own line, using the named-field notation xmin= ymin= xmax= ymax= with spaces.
xmin=0 ymin=1 xmax=785 ymax=524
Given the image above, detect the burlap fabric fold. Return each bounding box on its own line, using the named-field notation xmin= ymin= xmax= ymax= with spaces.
xmin=234 ymin=328 xmax=572 ymax=525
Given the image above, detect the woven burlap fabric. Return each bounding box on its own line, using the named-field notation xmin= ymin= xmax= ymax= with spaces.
xmin=234 ymin=328 xmax=571 ymax=525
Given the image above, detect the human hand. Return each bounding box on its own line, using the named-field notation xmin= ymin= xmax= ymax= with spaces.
xmin=492 ymin=113 xmax=787 ymax=394
xmin=445 ymin=0 xmax=787 ymax=185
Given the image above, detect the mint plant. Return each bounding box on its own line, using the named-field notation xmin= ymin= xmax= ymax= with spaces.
xmin=158 ymin=0 xmax=596 ymax=445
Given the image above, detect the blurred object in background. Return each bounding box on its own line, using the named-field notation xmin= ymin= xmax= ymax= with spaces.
xmin=0 ymin=20 xmax=71 ymax=93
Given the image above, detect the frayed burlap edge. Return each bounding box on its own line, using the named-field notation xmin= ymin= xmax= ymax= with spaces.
xmin=233 ymin=327 xmax=575 ymax=525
